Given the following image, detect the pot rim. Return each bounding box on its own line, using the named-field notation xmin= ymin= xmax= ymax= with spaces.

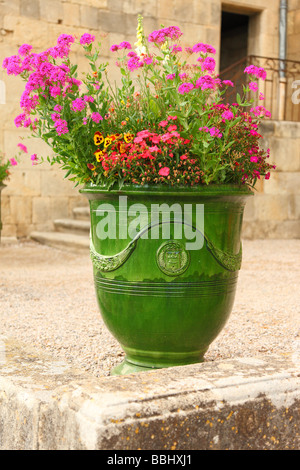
xmin=80 ymin=183 xmax=254 ymax=198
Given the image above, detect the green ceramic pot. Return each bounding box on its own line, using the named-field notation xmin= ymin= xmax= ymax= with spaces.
xmin=0 ymin=183 xmax=5 ymax=243
xmin=80 ymin=184 xmax=253 ymax=375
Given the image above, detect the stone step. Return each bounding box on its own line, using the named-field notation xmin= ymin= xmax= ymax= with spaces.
xmin=54 ymin=218 xmax=90 ymax=235
xmin=30 ymin=231 xmax=89 ymax=252
xmin=73 ymin=206 xmax=90 ymax=221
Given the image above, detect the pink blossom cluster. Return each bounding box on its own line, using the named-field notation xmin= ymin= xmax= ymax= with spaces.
xmin=2 ymin=35 xmax=86 ymax=134
xmin=244 ymin=65 xmax=267 ymax=81
xmin=125 ymin=52 xmax=153 ymax=71
xmin=250 ymin=105 xmax=271 ymax=118
xmin=192 ymin=43 xmax=216 ymax=55
xmin=221 ymin=110 xmax=234 ymax=120
xmin=110 ymin=41 xmax=132 ymax=52
xmin=71 ymin=98 xmax=86 ymax=112
xmin=199 ymin=126 xmax=223 ymax=138
xmin=148 ymin=26 xmax=183 ymax=43
xmin=198 ymin=56 xmax=216 ymax=73
xmin=195 ymin=75 xmax=218 ymax=90
xmin=80 ymin=33 xmax=95 ymax=45
xmin=178 ymin=82 xmax=194 ymax=94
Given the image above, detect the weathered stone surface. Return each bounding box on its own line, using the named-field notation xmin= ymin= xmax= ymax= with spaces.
xmin=0 ymin=337 xmax=299 ymax=450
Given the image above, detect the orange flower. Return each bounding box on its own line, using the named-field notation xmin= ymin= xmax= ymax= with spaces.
xmin=117 ymin=142 xmax=127 ymax=154
xmin=94 ymin=131 xmax=104 ymax=145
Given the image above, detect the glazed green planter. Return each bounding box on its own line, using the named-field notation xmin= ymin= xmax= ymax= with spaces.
xmin=81 ymin=184 xmax=253 ymax=375
xmin=0 ymin=183 xmax=5 ymax=243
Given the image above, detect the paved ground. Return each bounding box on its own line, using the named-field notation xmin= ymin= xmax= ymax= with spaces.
xmin=0 ymin=239 xmax=299 ymax=377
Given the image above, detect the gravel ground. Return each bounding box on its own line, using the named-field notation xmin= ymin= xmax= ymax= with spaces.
xmin=0 ymin=239 xmax=299 ymax=377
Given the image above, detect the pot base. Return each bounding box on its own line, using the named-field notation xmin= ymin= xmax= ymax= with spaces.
xmin=110 ymin=358 xmax=159 ymax=376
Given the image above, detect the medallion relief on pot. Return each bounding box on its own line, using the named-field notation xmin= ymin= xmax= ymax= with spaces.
xmin=156 ymin=241 xmax=190 ymax=276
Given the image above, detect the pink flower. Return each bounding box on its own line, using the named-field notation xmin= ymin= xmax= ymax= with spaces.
xmin=221 ymin=110 xmax=234 ymax=120
xmin=17 ymin=143 xmax=28 ymax=153
xmin=71 ymin=98 xmax=86 ymax=112
xmin=201 ymin=57 xmax=216 ymax=73
xmin=110 ymin=41 xmax=132 ymax=51
xmin=14 ymin=113 xmax=26 ymax=128
xmin=166 ymin=73 xmax=176 ymax=80
xmin=209 ymin=127 xmax=222 ymax=138
xmin=127 ymin=56 xmax=143 ymax=71
xmin=159 ymin=167 xmax=170 ymax=176
xmin=259 ymin=93 xmax=265 ymax=100
xmin=9 ymin=158 xmax=18 ymax=166
xmin=249 ymin=81 xmax=258 ymax=92
xmin=192 ymin=43 xmax=216 ymax=54
xmin=195 ymin=75 xmax=216 ymax=90
xmin=50 ymin=86 xmax=61 ymax=97
xmin=18 ymin=44 xmax=33 ymax=56
xmin=84 ymin=95 xmax=94 ymax=103
xmin=244 ymin=65 xmax=267 ymax=81
xmin=159 ymin=120 xmax=168 ymax=127
xmin=265 ymin=172 xmax=270 ymax=180
xmin=91 ymin=112 xmax=103 ymax=123
xmin=250 ymin=156 xmax=258 ymax=162
xmin=54 ymin=118 xmax=68 ymax=135
xmin=148 ymin=26 xmax=182 ymax=43
xmin=31 ymin=154 xmax=38 ymax=165
xmin=222 ymin=80 xmax=234 ymax=87
xmin=80 ymin=33 xmax=95 ymax=45
xmin=178 ymin=82 xmax=194 ymax=94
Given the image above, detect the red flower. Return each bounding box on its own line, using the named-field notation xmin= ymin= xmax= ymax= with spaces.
xmin=159 ymin=167 xmax=170 ymax=176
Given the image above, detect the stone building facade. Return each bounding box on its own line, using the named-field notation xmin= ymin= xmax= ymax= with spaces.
xmin=0 ymin=0 xmax=299 ymax=239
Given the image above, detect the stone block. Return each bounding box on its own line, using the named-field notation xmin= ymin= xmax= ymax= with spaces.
xmin=98 ymin=10 xmax=126 ymax=33
xmin=264 ymin=137 xmax=300 ymax=172
xmin=68 ymin=0 xmax=107 ymax=7
xmin=40 ymin=170 xmax=79 ymax=198
xmin=271 ymin=219 xmax=300 ymax=238
xmin=174 ymin=0 xmax=196 ymax=24
xmin=263 ymin=172 xmax=300 ymax=195
xmin=1 ymin=0 xmax=20 ymax=16
xmin=1 ymin=224 xmax=17 ymax=238
xmin=3 ymin=170 xmax=41 ymax=198
xmin=13 ymin=17 xmax=49 ymax=50
xmin=243 ymin=196 xmax=256 ymax=222
xmin=273 ymin=121 xmax=300 ymax=139
xmin=10 ymin=195 xmax=32 ymax=225
xmin=20 ymin=0 xmax=40 ymax=19
xmin=0 ymin=340 xmax=299 ymax=450
xmin=39 ymin=0 xmax=64 ymax=24
xmin=62 ymin=2 xmax=81 ymax=27
xmin=32 ymin=196 xmax=51 ymax=224
xmin=157 ymin=0 xmax=176 ymax=20
xmin=123 ymin=0 xmax=158 ymax=17
xmin=50 ymin=197 xmax=70 ymax=220
xmin=255 ymin=194 xmax=293 ymax=222
xmin=1 ymin=195 xmax=13 ymax=224
xmin=79 ymin=5 xmax=99 ymax=30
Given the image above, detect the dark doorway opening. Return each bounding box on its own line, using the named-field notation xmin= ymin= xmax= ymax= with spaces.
xmin=220 ymin=11 xmax=249 ymax=74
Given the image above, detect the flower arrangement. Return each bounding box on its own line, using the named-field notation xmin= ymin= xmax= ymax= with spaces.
xmin=2 ymin=16 xmax=275 ymax=189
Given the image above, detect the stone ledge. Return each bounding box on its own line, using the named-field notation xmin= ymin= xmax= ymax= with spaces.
xmin=0 ymin=337 xmax=299 ymax=450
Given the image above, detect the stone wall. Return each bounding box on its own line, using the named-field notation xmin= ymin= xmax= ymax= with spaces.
xmin=287 ymin=0 xmax=300 ymax=62
xmin=243 ymin=121 xmax=300 ymax=239
xmin=0 ymin=0 xmax=299 ymax=239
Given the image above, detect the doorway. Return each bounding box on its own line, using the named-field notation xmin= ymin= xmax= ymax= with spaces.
xmin=220 ymin=11 xmax=249 ymax=74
